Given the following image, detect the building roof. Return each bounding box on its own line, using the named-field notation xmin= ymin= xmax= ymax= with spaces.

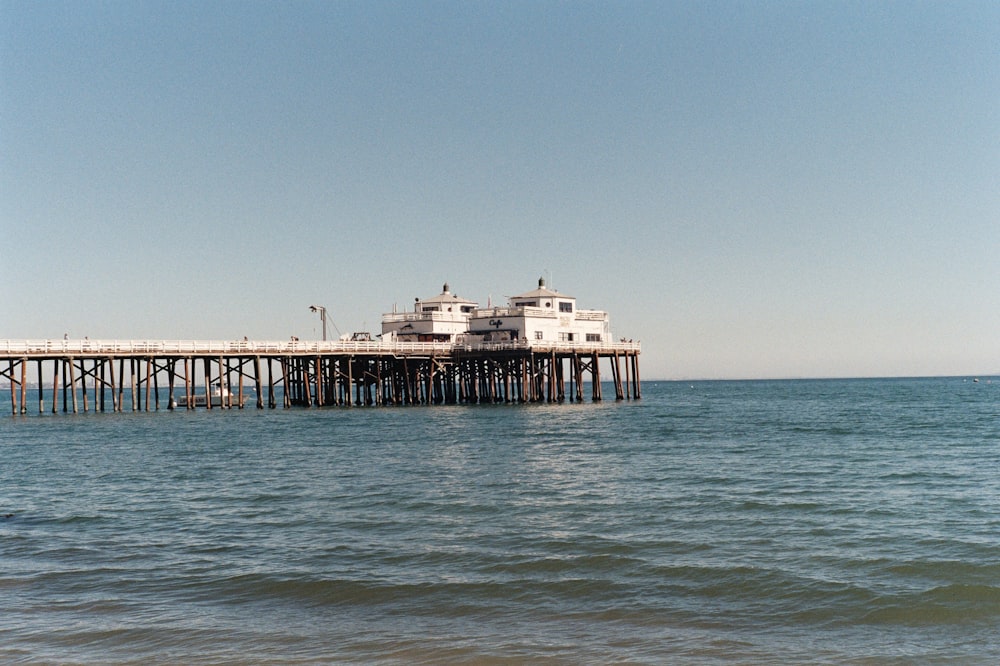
xmin=419 ymin=283 xmax=477 ymax=306
xmin=511 ymin=277 xmax=574 ymax=301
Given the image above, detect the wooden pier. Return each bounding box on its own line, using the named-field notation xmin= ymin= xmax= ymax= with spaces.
xmin=0 ymin=339 xmax=640 ymax=415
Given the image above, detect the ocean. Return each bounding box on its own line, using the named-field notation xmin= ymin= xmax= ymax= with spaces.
xmin=1 ymin=378 xmax=998 ymax=664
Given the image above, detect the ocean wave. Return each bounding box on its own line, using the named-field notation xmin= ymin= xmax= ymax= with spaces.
xmin=862 ymin=584 xmax=1000 ymax=625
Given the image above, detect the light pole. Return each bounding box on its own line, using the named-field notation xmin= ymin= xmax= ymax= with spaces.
xmin=309 ymin=305 xmax=327 ymax=341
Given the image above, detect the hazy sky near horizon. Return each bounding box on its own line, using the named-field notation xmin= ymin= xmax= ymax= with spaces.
xmin=2 ymin=1 xmax=997 ymax=379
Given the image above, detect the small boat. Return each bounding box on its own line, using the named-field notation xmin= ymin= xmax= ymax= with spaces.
xmin=171 ymin=383 xmax=246 ymax=408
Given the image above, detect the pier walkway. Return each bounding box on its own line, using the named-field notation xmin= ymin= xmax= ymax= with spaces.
xmin=1 ymin=339 xmax=640 ymax=415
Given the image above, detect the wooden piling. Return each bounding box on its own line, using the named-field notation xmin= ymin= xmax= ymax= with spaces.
xmin=68 ymin=360 xmax=78 ymax=413
xmin=10 ymin=361 xmax=17 ymax=415
xmin=51 ymin=359 xmax=59 ymax=414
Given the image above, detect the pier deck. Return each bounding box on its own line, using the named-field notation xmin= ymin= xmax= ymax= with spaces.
xmin=1 ymin=339 xmax=640 ymax=415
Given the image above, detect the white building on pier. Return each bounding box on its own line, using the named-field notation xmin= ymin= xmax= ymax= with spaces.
xmin=381 ymin=278 xmax=612 ymax=345
xmin=380 ymin=283 xmax=478 ymax=342
xmin=467 ymin=278 xmax=611 ymax=344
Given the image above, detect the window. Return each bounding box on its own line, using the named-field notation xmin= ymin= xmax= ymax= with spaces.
xmin=515 ymin=300 xmax=538 ymax=307
xmin=586 ymin=333 xmax=601 ymax=342
xmin=421 ymin=306 xmax=439 ymax=312
xmin=559 ymin=302 xmax=573 ymax=313
xmin=559 ymin=332 xmax=575 ymax=342
xmin=534 ymin=331 xmax=544 ymax=340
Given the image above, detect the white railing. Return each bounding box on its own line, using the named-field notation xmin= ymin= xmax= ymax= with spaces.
xmin=471 ymin=306 xmax=556 ymax=319
xmin=381 ymin=311 xmax=471 ymax=324
xmin=468 ymin=306 xmax=609 ymax=322
xmin=0 ymin=339 xmax=450 ymax=356
xmin=575 ymin=310 xmax=609 ymax=321
xmin=459 ymin=340 xmax=640 ymax=353
xmin=0 ymin=338 xmax=641 ymax=356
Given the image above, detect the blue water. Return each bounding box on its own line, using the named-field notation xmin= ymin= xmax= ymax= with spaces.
xmin=2 ymin=378 xmax=998 ymax=664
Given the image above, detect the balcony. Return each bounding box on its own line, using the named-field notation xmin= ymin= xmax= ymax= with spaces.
xmin=381 ymin=311 xmax=471 ymax=324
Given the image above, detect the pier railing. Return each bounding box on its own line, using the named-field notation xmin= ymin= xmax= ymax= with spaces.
xmin=0 ymin=339 xmax=641 ymax=357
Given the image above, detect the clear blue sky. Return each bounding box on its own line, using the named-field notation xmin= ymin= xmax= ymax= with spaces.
xmin=2 ymin=1 xmax=997 ymax=379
